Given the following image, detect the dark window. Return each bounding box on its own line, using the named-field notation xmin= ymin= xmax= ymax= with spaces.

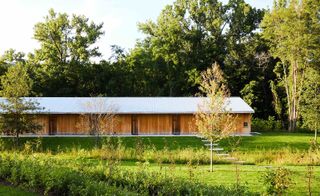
xmin=131 ymin=115 xmax=138 ymax=135
xmin=172 ymin=115 xmax=180 ymax=135
xmin=49 ymin=116 xmax=57 ymax=135
xmin=243 ymin=122 xmax=248 ymax=128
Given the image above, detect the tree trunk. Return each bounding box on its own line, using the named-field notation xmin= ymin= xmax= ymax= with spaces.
xmin=210 ymin=140 xmax=213 ymax=172
xmin=15 ymin=132 xmax=19 ymax=149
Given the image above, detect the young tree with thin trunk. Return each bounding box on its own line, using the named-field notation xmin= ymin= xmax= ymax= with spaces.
xmin=0 ymin=64 xmax=42 ymax=146
xmin=78 ymin=98 xmax=118 ymax=146
xmin=195 ymin=63 xmax=238 ymax=172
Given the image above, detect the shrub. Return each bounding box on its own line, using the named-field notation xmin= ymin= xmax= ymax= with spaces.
xmin=0 ymin=152 xmax=255 ymax=195
xmin=0 ymin=153 xmax=135 ymax=195
xmin=262 ymin=167 xmax=293 ymax=195
xmin=252 ymin=116 xmax=283 ymax=132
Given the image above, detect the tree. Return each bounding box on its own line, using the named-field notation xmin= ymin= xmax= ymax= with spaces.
xmin=78 ymin=98 xmax=118 ymax=146
xmin=195 ymin=63 xmax=238 ymax=172
xmin=300 ymin=67 xmax=320 ymax=142
xmin=0 ymin=50 xmax=26 ymax=85
xmin=135 ymin=0 xmax=275 ymax=118
xmin=138 ymin=0 xmax=265 ymax=96
xmin=261 ymin=0 xmax=320 ymax=131
xmin=28 ymin=9 xmax=104 ymax=96
xmin=0 ymin=64 xmax=42 ymax=145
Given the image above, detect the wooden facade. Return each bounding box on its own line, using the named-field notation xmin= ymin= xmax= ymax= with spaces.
xmin=34 ymin=113 xmax=251 ymax=135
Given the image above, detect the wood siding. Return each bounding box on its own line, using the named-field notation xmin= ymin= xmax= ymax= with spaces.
xmin=180 ymin=115 xmax=196 ymax=135
xmin=111 ymin=115 xmax=132 ymax=134
xmin=137 ymin=114 xmax=172 ymax=135
xmin=33 ymin=113 xmax=251 ymax=135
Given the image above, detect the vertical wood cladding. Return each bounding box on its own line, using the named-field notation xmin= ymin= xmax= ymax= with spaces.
xmin=33 ymin=113 xmax=251 ymax=135
xmin=137 ymin=114 xmax=172 ymax=135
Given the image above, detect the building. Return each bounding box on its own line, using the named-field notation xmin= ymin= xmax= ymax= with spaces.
xmin=1 ymin=97 xmax=254 ymax=135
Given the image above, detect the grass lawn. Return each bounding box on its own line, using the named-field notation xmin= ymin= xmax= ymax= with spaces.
xmin=223 ymin=132 xmax=315 ymax=151
xmin=0 ymin=184 xmax=36 ymax=196
xmin=0 ymin=131 xmax=315 ymax=151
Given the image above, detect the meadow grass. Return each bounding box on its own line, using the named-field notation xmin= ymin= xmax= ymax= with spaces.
xmin=121 ymin=162 xmax=320 ymax=195
xmin=0 ymin=132 xmax=318 ymax=195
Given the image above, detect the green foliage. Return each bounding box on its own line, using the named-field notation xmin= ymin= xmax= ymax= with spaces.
xmin=261 ymin=0 xmax=320 ymax=131
xmin=0 ymin=64 xmax=42 ymax=142
xmin=0 ymin=64 xmax=32 ymax=98
xmin=0 ymin=153 xmax=133 ymax=196
xmin=29 ymin=9 xmax=104 ymax=96
xmin=262 ymin=167 xmax=293 ymax=195
xmin=0 ymin=152 xmax=253 ymax=196
xmin=252 ymin=117 xmax=283 ymax=132
xmin=300 ymin=67 xmax=320 ymax=136
xmin=0 ymin=50 xmax=26 ymax=82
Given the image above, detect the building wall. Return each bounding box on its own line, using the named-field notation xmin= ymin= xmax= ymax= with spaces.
xmin=136 ymin=114 xmax=172 ymax=135
xmin=34 ymin=115 xmax=49 ymax=134
xmin=33 ymin=113 xmax=251 ymax=135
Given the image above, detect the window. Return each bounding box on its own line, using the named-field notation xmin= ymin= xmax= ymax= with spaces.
xmin=243 ymin=122 xmax=248 ymax=128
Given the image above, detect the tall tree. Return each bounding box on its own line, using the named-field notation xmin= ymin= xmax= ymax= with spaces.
xmin=29 ymin=9 xmax=104 ymax=96
xmin=138 ymin=0 xmax=227 ymax=96
xmin=137 ymin=0 xmax=272 ymax=118
xmin=261 ymin=0 xmax=320 ymax=131
xmin=0 ymin=64 xmax=42 ymax=145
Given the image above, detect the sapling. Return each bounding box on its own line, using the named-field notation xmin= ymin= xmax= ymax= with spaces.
xmin=195 ymin=63 xmax=238 ymax=172
xmin=262 ymin=167 xmax=293 ymax=196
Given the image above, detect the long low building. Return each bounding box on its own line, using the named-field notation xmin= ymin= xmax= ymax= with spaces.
xmin=1 ymin=97 xmax=254 ymax=135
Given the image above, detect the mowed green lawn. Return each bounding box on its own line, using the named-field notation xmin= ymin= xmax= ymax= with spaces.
xmin=1 ymin=132 xmax=315 ymax=151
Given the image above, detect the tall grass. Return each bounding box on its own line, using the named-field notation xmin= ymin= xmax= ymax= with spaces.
xmin=64 ymin=138 xmax=320 ymax=166
xmin=3 ymin=136 xmax=319 ymax=166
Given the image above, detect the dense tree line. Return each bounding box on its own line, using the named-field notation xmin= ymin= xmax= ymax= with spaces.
xmin=0 ymin=0 xmax=319 ymax=132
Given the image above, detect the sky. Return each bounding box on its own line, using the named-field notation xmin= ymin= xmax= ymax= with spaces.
xmin=0 ymin=0 xmax=273 ymax=59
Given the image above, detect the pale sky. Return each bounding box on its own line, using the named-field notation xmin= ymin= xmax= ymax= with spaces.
xmin=0 ymin=0 xmax=273 ymax=59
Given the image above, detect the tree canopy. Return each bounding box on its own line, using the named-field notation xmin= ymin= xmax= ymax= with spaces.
xmin=0 ymin=0 xmax=319 ymax=132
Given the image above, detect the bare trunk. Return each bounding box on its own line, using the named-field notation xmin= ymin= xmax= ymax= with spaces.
xmin=210 ymin=140 xmax=213 ymax=172
xmin=15 ymin=131 xmax=19 ymax=148
xmin=283 ymin=63 xmax=293 ymax=132
xmin=291 ymin=60 xmax=298 ymax=132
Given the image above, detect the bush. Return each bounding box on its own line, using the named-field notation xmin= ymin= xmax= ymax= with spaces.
xmin=262 ymin=167 xmax=293 ymax=195
xmin=0 ymin=152 xmax=255 ymax=196
xmin=0 ymin=153 xmax=135 ymax=195
xmin=252 ymin=116 xmax=283 ymax=132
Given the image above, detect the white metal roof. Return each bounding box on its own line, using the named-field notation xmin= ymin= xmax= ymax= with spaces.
xmin=0 ymin=97 xmax=254 ymax=114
